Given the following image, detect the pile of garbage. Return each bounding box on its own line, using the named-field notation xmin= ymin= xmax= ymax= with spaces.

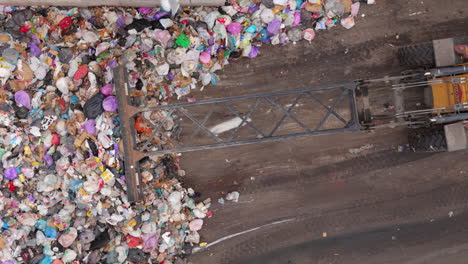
xmin=122 ymin=0 xmax=371 ymax=105
xmin=0 ymin=0 xmax=373 ymax=263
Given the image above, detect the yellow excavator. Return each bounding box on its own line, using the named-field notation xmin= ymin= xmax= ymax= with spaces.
xmin=358 ymin=37 xmax=468 ymax=152
xmin=399 ymin=38 xmax=468 ymax=110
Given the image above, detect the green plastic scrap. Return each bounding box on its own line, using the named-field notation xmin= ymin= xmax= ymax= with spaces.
xmin=175 ymin=34 xmax=190 ymax=48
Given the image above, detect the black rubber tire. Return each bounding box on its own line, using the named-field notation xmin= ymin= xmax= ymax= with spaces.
xmin=398 ymin=42 xmax=435 ymax=68
xmin=408 ymin=127 xmax=447 ymax=152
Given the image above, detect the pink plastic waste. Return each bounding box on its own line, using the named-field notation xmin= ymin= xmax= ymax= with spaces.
xmin=199 ymin=52 xmax=211 ymax=64
xmin=189 ymin=219 xmax=204 ymax=231
xmin=51 ymin=133 xmax=61 ymax=145
xmin=100 ymin=84 xmax=113 ymax=95
xmin=58 ymin=228 xmax=78 ymax=248
xmin=302 ymin=28 xmax=316 ymax=42
xmin=293 ymin=12 xmax=301 ymax=27
xmin=341 ymin=16 xmax=355 ymax=29
xmin=154 ymin=30 xmax=172 ymax=47
xmin=226 ymin=22 xmax=242 ymax=35
xmin=22 ymin=167 xmax=34 ymax=179
xmin=138 ymin=7 xmax=152 ymax=14
xmin=351 ymin=2 xmax=360 ymax=17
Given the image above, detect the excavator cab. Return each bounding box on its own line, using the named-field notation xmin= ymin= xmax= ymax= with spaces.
xmin=431 ymin=73 xmax=468 ymax=110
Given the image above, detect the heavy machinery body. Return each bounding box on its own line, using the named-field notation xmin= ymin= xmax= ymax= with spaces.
xmin=431 ymin=73 xmax=468 ymax=110
xmin=361 ymin=37 xmax=468 ymax=152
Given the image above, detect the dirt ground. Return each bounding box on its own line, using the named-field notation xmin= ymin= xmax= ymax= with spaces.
xmin=179 ymin=1 xmax=468 ymax=263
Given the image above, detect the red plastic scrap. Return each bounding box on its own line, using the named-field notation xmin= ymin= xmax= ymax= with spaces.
xmin=134 ymin=116 xmax=152 ymax=133
xmin=125 ymin=235 xmax=144 ymax=247
xmin=206 ymin=211 xmax=213 ymax=218
xmin=51 ymin=134 xmax=61 ymax=145
xmin=6 ymin=181 xmax=16 ymax=192
xmin=73 ymin=65 xmax=88 ymax=80
xmin=57 ymin=98 xmax=66 ymax=111
xmin=19 ymin=25 xmax=30 ymax=33
xmin=58 ymin=16 xmax=73 ymax=29
xmin=98 ymin=178 xmax=105 ymax=189
xmin=216 ymin=17 xmax=228 ymax=24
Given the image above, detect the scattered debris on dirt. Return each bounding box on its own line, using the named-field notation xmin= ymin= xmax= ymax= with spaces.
xmin=226 ymin=191 xmax=240 ymax=203
xmin=348 ymin=144 xmax=374 ymax=154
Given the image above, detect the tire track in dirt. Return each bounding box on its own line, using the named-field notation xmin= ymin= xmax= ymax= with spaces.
xmin=219 ymin=181 xmax=468 ymax=264
xmin=239 ymin=150 xmax=432 ymax=195
xmin=231 ymin=210 xmax=468 ymax=264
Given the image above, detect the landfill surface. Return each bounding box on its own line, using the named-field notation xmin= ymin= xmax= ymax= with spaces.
xmin=180 ymin=0 xmax=468 ymax=263
xmin=0 ymin=0 xmax=375 ymax=263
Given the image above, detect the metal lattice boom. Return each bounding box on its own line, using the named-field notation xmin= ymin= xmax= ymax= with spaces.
xmin=114 ymin=66 xmax=363 ymax=201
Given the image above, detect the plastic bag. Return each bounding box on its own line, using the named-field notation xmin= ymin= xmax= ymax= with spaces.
xmin=84 ymin=119 xmax=97 ymax=135
xmin=302 ymin=28 xmax=316 ymax=42
xmin=14 ymin=90 xmax=31 ymax=109
xmin=176 ymin=34 xmax=190 ymax=48
xmin=341 ymin=16 xmax=355 ymax=29
xmin=267 ymin=19 xmax=282 ymax=35
xmin=103 ymin=96 xmax=118 ymax=112
xmin=100 ymin=84 xmax=113 ymax=95
xmin=199 ymin=52 xmax=211 ymax=64
xmin=226 ymin=22 xmax=242 ymax=35
xmin=84 ymin=93 xmax=105 ymax=119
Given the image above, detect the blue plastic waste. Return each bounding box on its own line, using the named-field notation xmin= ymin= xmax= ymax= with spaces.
xmin=44 ymin=226 xmax=57 ymax=238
